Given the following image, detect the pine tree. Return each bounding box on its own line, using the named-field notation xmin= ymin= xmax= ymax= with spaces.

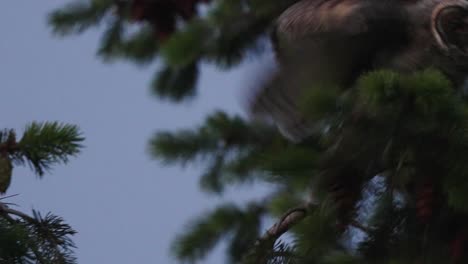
xmin=0 ymin=122 xmax=84 ymax=263
xmin=152 ymin=70 xmax=468 ymax=264
xmin=48 ymin=1 xmax=468 ymax=263
xmin=48 ymin=0 xmax=295 ymax=101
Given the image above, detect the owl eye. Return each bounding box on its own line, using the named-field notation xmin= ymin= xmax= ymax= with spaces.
xmin=433 ymin=4 xmax=468 ymax=53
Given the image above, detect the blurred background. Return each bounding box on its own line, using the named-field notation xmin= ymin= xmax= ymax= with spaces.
xmin=0 ymin=2 xmax=271 ymax=263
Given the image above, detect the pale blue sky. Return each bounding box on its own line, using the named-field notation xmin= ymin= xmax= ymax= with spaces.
xmin=0 ymin=2 xmax=271 ymax=263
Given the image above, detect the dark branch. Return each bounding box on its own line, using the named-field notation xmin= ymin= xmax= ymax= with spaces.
xmin=258 ymin=203 xmax=314 ymax=246
xmin=0 ymin=202 xmax=35 ymax=223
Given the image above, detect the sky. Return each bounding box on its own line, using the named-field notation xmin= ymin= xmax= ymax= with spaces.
xmin=0 ymin=2 xmax=272 ymax=263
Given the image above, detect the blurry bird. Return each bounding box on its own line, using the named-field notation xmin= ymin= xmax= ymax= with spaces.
xmin=250 ymin=0 xmax=468 ymax=142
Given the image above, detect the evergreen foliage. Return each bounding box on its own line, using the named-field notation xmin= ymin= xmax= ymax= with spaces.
xmin=48 ymin=1 xmax=468 ymax=263
xmin=0 ymin=122 xmax=83 ymax=263
xmin=48 ymin=0 xmax=297 ymax=101
xmin=171 ymin=202 xmax=264 ymax=263
xmin=151 ymin=70 xmax=468 ymax=263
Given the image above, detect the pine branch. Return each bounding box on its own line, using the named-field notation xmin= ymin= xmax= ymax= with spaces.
xmin=16 ymin=122 xmax=84 ymax=176
xmin=0 ymin=122 xmax=84 ymax=194
xmin=48 ymin=0 xmax=115 ymax=35
xmin=0 ymin=202 xmax=77 ymax=264
xmin=151 ymin=63 xmax=199 ymax=101
xmin=247 ymin=200 xmax=371 ymax=264
xmin=0 ymin=202 xmax=35 ymax=223
xmin=171 ymin=203 xmax=244 ymax=261
xmin=171 ymin=202 xmax=265 ymax=263
xmin=47 ymin=0 xmax=300 ymax=102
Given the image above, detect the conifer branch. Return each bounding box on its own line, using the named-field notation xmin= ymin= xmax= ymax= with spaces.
xmin=251 ymin=202 xmax=371 ymax=261
xmin=0 ymin=202 xmax=35 ymax=223
xmin=0 ymin=201 xmax=77 ymax=263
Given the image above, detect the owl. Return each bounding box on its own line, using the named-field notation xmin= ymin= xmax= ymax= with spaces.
xmin=250 ymin=0 xmax=468 ymax=142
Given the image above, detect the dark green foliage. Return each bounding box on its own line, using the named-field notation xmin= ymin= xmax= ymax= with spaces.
xmin=0 ymin=122 xmax=83 ymax=263
xmin=243 ymin=241 xmax=298 ymax=264
xmin=171 ymin=204 xmax=242 ymax=261
xmin=49 ymin=0 xmax=115 ymax=35
xmin=0 ymin=211 xmax=77 ymax=264
xmin=48 ymin=1 xmax=468 ymax=263
xmin=16 ymin=122 xmax=84 ymax=176
xmin=0 ymin=156 xmax=13 ymax=194
xmin=48 ymin=0 xmax=297 ymax=101
xmin=150 ymin=69 xmax=468 ymax=263
xmin=171 ymin=202 xmax=264 ymax=263
xmin=150 ymin=111 xmax=283 ymax=193
xmin=98 ymin=23 xmax=160 ymax=65
xmin=160 ymin=21 xmax=210 ymax=67
xmin=0 ymin=218 xmax=31 ymax=263
xmin=26 ymin=211 xmax=77 ymax=264
xmin=151 ymin=63 xmax=199 ymax=101
xmin=0 ymin=122 xmax=83 ymax=177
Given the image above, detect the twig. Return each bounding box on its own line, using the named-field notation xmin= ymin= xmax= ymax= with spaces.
xmin=258 ymin=202 xmax=314 ymax=246
xmin=0 ymin=202 xmax=35 ymax=223
xmin=245 ymin=202 xmax=314 ymax=264
xmin=350 ymin=219 xmax=372 ymax=233
xmin=0 ymin=193 xmax=19 ymax=200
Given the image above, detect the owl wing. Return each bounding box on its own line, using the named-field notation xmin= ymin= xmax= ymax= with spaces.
xmin=251 ymin=0 xmax=407 ymax=142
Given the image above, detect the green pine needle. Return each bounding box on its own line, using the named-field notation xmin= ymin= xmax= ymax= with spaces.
xmin=48 ymin=0 xmax=114 ymax=35
xmin=17 ymin=122 xmax=84 ymax=176
xmin=151 ymin=63 xmax=199 ymax=101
